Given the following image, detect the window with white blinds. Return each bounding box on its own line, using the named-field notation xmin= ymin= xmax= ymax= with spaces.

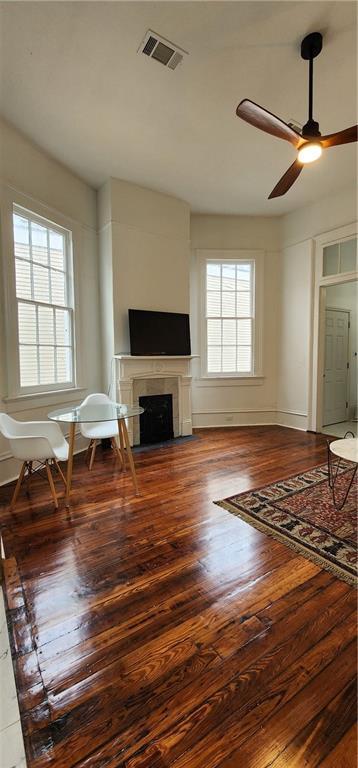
xmin=12 ymin=206 xmax=75 ymax=391
xmin=205 ymin=261 xmax=254 ymax=375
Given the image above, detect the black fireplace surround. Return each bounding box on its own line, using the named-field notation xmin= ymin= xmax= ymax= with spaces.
xmin=139 ymin=394 xmax=174 ymax=444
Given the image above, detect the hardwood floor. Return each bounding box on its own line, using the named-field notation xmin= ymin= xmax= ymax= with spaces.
xmin=0 ymin=426 xmax=356 ymax=768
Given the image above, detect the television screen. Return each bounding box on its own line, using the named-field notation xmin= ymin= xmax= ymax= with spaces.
xmin=128 ymin=309 xmax=191 ymax=356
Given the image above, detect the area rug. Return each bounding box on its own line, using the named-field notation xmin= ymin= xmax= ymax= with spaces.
xmin=215 ymin=463 xmax=357 ymax=586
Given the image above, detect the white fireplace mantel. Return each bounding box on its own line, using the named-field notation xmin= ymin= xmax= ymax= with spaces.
xmin=114 ymin=355 xmax=198 ymax=445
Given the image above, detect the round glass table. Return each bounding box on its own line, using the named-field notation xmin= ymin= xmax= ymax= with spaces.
xmin=48 ymin=403 xmax=144 ymax=507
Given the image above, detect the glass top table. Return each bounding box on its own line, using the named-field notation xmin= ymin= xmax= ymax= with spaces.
xmin=48 ymin=403 xmax=144 ymax=507
xmin=48 ymin=403 xmax=144 ymax=423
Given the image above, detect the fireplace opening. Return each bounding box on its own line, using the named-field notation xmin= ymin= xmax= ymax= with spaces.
xmin=139 ymin=394 xmax=174 ymax=444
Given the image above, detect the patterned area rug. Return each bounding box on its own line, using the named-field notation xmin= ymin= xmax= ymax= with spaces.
xmin=215 ymin=463 xmax=357 ymax=586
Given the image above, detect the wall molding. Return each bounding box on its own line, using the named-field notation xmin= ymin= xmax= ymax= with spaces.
xmin=193 ymin=407 xmax=308 ymax=432
xmin=0 ymin=177 xmax=97 ymax=233
xmin=3 ymin=387 xmax=88 ymax=414
xmin=192 ymin=407 xmax=307 ymax=416
xmin=275 ymin=422 xmax=307 ymax=432
xmin=193 ymin=407 xmax=276 ymax=415
xmin=194 ymin=376 xmax=265 ymax=388
xmin=281 ymin=220 xmax=357 ymax=251
xmin=0 ymin=450 xmax=12 ymax=463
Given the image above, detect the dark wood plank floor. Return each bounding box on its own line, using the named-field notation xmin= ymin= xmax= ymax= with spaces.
xmin=0 ymin=426 xmax=356 ymax=768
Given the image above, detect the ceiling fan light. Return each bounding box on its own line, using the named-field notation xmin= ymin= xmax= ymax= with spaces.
xmin=298 ymin=142 xmax=322 ymax=164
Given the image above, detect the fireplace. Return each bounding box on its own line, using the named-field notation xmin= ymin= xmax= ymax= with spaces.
xmin=132 ymin=376 xmax=179 ymax=444
xmin=139 ymin=394 xmax=174 ymax=444
xmin=114 ymin=354 xmax=196 ymax=446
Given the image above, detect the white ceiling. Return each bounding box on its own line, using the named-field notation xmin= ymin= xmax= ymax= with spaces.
xmin=0 ymin=1 xmax=357 ymax=215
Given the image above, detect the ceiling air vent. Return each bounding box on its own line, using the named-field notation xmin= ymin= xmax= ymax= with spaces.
xmin=138 ymin=30 xmax=188 ymax=70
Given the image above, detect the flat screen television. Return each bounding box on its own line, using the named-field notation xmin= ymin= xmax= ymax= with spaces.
xmin=128 ymin=309 xmax=191 ymax=356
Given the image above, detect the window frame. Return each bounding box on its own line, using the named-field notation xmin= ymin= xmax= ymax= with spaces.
xmin=322 ymin=237 xmax=357 ymax=277
xmin=4 ymin=200 xmax=78 ymax=397
xmin=198 ymin=249 xmax=264 ymax=380
xmin=317 ymin=228 xmax=358 ymax=284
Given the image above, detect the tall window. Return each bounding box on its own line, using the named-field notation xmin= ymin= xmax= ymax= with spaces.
xmin=12 ymin=205 xmax=75 ymax=392
xmin=205 ymin=260 xmax=254 ymax=375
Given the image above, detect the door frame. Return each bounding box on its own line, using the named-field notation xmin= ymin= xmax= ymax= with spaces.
xmin=322 ymin=306 xmax=350 ymax=427
xmin=310 ymin=222 xmax=358 ymax=433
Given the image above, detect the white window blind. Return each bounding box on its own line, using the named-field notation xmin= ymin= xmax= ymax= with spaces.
xmin=206 ymin=261 xmax=254 ymax=374
xmin=12 ymin=206 xmax=75 ymax=391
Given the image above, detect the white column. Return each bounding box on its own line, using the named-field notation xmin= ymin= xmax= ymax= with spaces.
xmin=180 ymin=375 xmax=193 ymax=436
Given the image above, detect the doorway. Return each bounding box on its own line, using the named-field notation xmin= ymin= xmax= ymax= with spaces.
xmin=311 ymin=225 xmax=357 ymax=435
xmin=321 ymin=281 xmax=357 ymax=438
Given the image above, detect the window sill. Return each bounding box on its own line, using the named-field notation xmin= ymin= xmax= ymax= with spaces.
xmin=3 ymin=387 xmax=88 ymax=413
xmin=195 ymin=375 xmax=265 ymax=387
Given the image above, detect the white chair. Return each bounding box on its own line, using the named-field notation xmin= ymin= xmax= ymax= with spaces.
xmin=79 ymin=393 xmax=123 ymax=470
xmin=0 ymin=413 xmax=69 ymax=511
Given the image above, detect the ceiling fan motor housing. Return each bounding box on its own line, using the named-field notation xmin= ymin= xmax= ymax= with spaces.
xmin=302 ymin=118 xmax=321 ymax=138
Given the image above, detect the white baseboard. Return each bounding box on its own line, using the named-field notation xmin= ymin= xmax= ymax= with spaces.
xmin=193 ymin=408 xmax=308 ymax=431
xmin=192 ymin=409 xmax=277 ymax=429
xmin=275 ymin=410 xmax=308 ymax=431
xmin=275 ymin=422 xmax=307 ymax=432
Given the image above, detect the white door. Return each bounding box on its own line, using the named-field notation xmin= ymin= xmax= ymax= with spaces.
xmin=323 ymin=309 xmax=349 ymax=425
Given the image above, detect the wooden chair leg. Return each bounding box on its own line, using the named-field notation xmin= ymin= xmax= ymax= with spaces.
xmin=26 ymin=461 xmax=33 ymax=497
xmin=89 ymin=440 xmax=97 ymax=470
xmin=9 ymin=462 xmax=26 ymax=512
xmin=111 ymin=437 xmax=124 ymax=469
xmin=53 ymin=459 xmax=67 ymax=488
xmin=45 ymin=461 xmax=58 ymax=509
xmin=85 ymin=440 xmax=93 ymax=464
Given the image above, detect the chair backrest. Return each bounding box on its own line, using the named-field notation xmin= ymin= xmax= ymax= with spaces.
xmin=78 ymin=393 xmax=119 ymax=439
xmin=80 ymin=393 xmax=113 ymax=407
xmin=0 ymin=412 xmax=56 ymax=461
xmin=0 ymin=413 xmax=24 ymax=438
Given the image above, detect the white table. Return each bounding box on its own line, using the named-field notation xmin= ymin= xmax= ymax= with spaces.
xmin=327 ymin=437 xmax=357 ymax=509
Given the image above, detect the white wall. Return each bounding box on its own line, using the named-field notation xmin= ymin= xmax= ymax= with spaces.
xmin=98 ymin=178 xmax=191 ymax=389
xmin=325 ymin=280 xmax=358 ymax=419
xmin=190 ymin=188 xmax=357 ymax=432
xmin=276 ymin=240 xmax=313 ymax=429
xmin=278 ymin=184 xmax=357 ymax=430
xmin=190 ymin=215 xmax=281 ymax=427
xmin=0 ymin=117 xmax=102 ymax=484
xmin=1 ymin=119 xmax=356 ymax=488
xmin=280 ymin=184 xmax=357 ymax=249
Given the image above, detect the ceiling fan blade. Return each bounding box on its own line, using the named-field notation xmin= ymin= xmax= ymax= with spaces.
xmin=320 ymin=125 xmax=358 ymax=148
xmin=268 ymin=160 xmax=303 ymax=199
xmin=236 ymin=99 xmax=304 ymax=148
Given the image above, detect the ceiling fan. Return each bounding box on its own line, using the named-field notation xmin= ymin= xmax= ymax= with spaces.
xmin=236 ymin=32 xmax=358 ymax=199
